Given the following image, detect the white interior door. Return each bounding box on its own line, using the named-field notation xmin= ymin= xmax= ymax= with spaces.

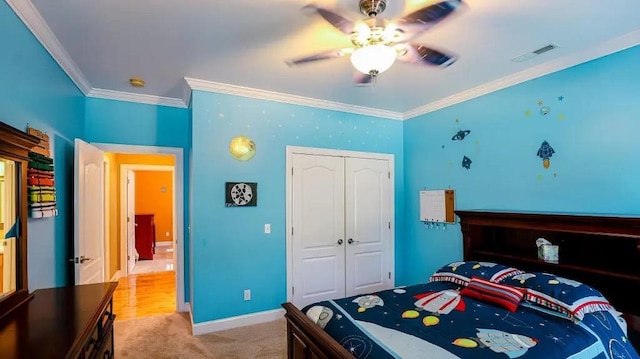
xmin=126 ymin=170 xmax=136 ymax=274
xmin=345 ymin=157 xmax=393 ymax=296
xmin=291 ymin=154 xmax=345 ymax=308
xmin=74 ymin=139 xmax=105 ymax=285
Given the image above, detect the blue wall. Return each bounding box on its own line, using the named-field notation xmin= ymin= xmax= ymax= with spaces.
xmin=1 ymin=1 xmax=85 ymax=289
xmin=190 ymin=91 xmax=404 ymax=323
xmin=5 ymin=0 xmax=638 ymax=319
xmin=84 ymin=98 xmax=191 ymax=299
xmin=402 ymin=45 xmax=640 ymax=285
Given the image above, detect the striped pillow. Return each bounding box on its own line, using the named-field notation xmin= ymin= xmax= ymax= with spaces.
xmin=429 ymin=261 xmax=524 ymax=287
xmin=460 ymin=276 xmax=526 ymax=312
xmin=503 ymin=272 xmax=613 ymax=321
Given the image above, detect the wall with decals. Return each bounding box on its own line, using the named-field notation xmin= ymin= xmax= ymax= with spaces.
xmin=402 ymin=45 xmax=640 ymax=285
xmin=0 ymin=1 xmax=85 ymax=289
xmin=190 ymin=90 xmax=404 ymax=323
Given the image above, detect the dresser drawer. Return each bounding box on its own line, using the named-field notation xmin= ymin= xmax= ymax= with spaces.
xmin=91 ymin=319 xmax=114 ymax=359
xmin=84 ymin=299 xmax=116 ymax=359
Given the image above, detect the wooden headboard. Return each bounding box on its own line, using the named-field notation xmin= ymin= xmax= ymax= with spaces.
xmin=456 ymin=210 xmax=640 ymax=316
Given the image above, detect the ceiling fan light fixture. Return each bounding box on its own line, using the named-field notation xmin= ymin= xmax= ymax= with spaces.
xmin=350 ymin=44 xmax=397 ymax=75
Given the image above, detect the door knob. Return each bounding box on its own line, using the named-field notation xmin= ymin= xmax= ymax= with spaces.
xmin=348 ymin=238 xmax=359 ymax=244
xmin=336 ymin=239 xmax=343 ymax=245
xmin=69 ymin=256 xmax=93 ymax=263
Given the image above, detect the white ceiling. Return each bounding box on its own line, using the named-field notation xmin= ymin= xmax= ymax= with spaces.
xmin=14 ymin=0 xmax=640 ymax=116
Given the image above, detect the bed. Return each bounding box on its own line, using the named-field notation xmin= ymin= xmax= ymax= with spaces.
xmin=282 ymin=210 xmax=640 ymax=358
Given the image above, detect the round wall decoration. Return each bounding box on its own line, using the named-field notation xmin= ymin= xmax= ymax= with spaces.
xmin=229 ymin=136 xmax=256 ymax=161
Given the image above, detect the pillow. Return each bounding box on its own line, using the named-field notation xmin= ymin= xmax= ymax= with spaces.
xmin=429 ymin=261 xmax=524 ymax=286
xmin=504 ymin=272 xmax=613 ymax=321
xmin=460 ymin=277 xmax=526 ymax=312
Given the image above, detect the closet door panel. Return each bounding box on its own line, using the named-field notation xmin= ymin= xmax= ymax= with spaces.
xmin=292 ymin=154 xmax=345 ymax=308
xmin=345 ymin=157 xmax=392 ymax=297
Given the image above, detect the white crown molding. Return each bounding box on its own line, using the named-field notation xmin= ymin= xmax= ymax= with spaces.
xmin=182 ymin=78 xmax=193 ymax=108
xmin=184 ymin=77 xmax=404 ymax=120
xmin=6 ymin=0 xmax=92 ymax=94
xmin=87 ymin=88 xmax=187 ymax=108
xmin=403 ymin=29 xmax=640 ymax=120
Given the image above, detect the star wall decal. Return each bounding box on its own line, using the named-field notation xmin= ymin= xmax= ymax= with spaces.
xmin=525 ymin=110 xmax=532 ymax=116
xmin=558 ymin=96 xmax=564 ymax=101
xmin=538 ymin=101 xmax=544 ymax=106
xmin=558 ymin=114 xmax=565 ymax=120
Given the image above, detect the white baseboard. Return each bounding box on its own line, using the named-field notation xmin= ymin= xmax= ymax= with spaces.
xmin=191 ymin=308 xmax=286 ymax=336
xmin=187 ymin=303 xmax=195 ymax=334
xmin=178 ymin=301 xmax=190 ymax=313
xmin=156 ymin=241 xmax=173 ymax=247
xmin=110 ymin=270 xmax=122 ymax=282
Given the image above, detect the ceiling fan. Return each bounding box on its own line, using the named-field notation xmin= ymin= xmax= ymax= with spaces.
xmin=285 ymin=0 xmax=465 ymax=85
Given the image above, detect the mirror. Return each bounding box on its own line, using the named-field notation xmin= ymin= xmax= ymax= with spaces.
xmin=0 ymin=159 xmax=17 ymax=300
xmin=0 ymin=121 xmax=39 ymax=320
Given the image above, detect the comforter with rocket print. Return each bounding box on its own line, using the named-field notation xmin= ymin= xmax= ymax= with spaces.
xmin=302 ymin=281 xmax=639 ymax=359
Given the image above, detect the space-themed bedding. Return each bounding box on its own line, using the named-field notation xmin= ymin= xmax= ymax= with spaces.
xmin=302 ymin=280 xmax=639 ymax=359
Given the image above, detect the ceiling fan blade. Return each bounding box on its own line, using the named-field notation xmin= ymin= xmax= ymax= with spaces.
xmin=303 ymin=4 xmax=355 ymax=34
xmin=396 ymin=0 xmax=464 ymax=28
xmin=353 ymin=72 xmax=374 ymax=86
xmin=397 ymin=44 xmax=458 ymax=68
xmin=285 ymin=49 xmax=346 ymax=67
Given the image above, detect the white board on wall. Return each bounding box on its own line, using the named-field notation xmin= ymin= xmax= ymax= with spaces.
xmin=419 ymin=190 xmax=455 ymax=223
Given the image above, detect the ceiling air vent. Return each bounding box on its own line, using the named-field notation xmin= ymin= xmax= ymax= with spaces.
xmin=512 ymin=44 xmax=558 ymax=63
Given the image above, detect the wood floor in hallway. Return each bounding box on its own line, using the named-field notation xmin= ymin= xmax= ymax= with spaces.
xmin=113 ymin=270 xmax=176 ymax=321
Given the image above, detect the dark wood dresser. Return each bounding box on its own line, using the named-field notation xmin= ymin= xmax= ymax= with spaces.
xmin=0 ymin=282 xmax=118 ymax=359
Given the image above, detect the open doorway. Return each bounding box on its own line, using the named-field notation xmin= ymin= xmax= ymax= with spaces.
xmin=94 ymin=143 xmax=185 ymax=321
xmin=123 ymin=166 xmax=175 ymax=276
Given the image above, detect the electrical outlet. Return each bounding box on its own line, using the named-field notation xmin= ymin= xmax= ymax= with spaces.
xmin=244 ymin=289 xmax=251 ymax=301
xmin=264 ymin=224 xmax=271 ymax=234
xmin=165 ymin=231 xmax=170 ymax=237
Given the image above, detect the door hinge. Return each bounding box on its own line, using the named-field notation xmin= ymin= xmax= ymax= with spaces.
xmin=291 ymin=227 xmax=294 ymax=236
xmin=127 ymin=255 xmax=130 ymax=260
xmin=291 ymin=167 xmax=293 ymax=176
xmin=388 ymin=171 xmax=390 ymax=179
xmin=389 ymin=272 xmax=391 ymax=279
xmin=388 ymin=222 xmax=391 ymax=229
xmin=127 ymin=216 xmax=130 ymax=223
xmin=292 ymin=286 xmax=295 ymax=295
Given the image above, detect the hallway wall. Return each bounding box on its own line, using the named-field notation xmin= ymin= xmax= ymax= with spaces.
xmin=104 ymin=153 xmax=175 ymax=278
xmin=135 ymin=170 xmax=174 ymax=244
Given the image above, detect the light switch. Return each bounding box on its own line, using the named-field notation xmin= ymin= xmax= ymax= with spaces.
xmin=264 ymin=224 xmax=271 ymax=234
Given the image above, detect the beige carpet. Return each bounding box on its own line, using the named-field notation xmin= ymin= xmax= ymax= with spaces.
xmin=114 ymin=312 xmax=287 ymax=358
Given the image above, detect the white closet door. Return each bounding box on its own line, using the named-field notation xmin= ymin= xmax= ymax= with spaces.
xmin=292 ymin=154 xmax=346 ymax=308
xmin=345 ymin=157 xmax=392 ymax=296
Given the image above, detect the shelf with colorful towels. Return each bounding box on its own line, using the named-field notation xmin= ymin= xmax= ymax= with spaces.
xmin=27 ymin=148 xmax=58 ymax=219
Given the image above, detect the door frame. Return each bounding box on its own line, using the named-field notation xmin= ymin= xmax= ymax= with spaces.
xmin=119 ymin=164 xmax=174 ymax=276
xmin=103 ymin=156 xmax=111 ymax=281
xmin=124 ymin=169 xmax=136 ymax=274
xmin=93 ymin=143 xmax=186 ymax=313
xmin=285 ymin=146 xmax=395 ymax=303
